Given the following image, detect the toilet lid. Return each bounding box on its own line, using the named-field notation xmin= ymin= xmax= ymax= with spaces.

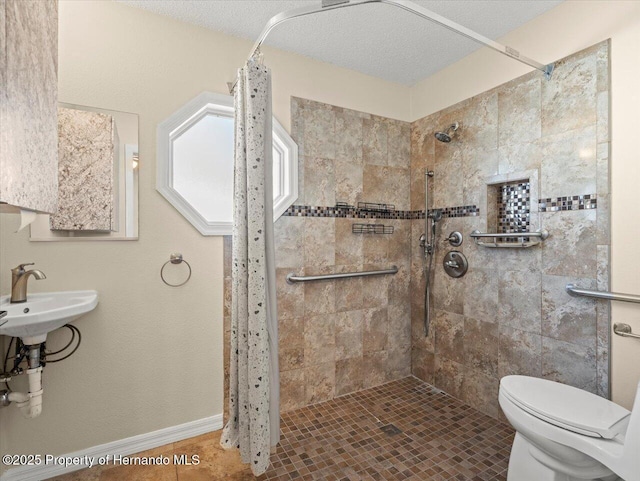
xmin=500 ymin=376 xmax=630 ymax=439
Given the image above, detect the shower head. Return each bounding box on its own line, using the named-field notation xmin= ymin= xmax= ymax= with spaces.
xmin=434 ymin=122 xmax=459 ymax=143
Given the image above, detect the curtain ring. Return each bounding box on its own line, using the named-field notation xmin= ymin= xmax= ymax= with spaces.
xmin=161 ymin=253 xmax=192 ymax=287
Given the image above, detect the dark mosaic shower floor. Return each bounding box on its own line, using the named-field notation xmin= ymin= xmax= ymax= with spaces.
xmin=51 ymin=377 xmax=513 ymax=481
xmin=260 ymin=376 xmax=514 ymax=480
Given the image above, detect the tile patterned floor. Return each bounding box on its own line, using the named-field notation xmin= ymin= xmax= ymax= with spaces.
xmin=51 ymin=377 xmax=513 ymax=481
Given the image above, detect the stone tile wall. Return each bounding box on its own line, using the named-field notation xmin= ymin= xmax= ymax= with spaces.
xmin=272 ymin=98 xmax=413 ymax=412
xmin=409 ymin=41 xmax=610 ymax=419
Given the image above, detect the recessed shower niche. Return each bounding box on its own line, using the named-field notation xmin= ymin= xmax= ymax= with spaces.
xmin=491 ymin=180 xmax=531 ymax=235
xmin=471 ymin=170 xmax=548 ymax=248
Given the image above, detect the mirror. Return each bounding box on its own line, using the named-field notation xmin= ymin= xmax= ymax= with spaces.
xmin=30 ymin=103 xmax=139 ymax=241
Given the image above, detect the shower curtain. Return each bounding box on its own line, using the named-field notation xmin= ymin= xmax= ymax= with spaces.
xmin=220 ymin=58 xmax=280 ymax=476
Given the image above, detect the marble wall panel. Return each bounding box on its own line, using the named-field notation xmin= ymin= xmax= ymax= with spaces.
xmin=1 ymin=0 xmax=58 ymax=213
xmin=52 ymin=108 xmax=115 ymax=231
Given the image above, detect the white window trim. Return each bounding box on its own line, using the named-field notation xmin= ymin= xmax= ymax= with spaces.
xmin=156 ymin=91 xmax=298 ymax=236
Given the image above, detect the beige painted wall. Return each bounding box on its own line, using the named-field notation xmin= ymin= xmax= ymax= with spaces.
xmin=410 ymin=1 xmax=640 ymax=409
xmin=0 ymin=0 xmax=410 ymax=464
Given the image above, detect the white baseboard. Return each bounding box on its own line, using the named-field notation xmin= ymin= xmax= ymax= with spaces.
xmin=0 ymin=414 xmax=223 ymax=481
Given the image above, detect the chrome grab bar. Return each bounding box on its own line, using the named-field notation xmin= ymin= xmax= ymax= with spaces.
xmin=286 ymin=266 xmax=398 ymax=284
xmin=566 ymin=284 xmax=640 ymax=304
xmin=614 ymin=323 xmax=640 ymax=340
xmin=470 ymin=230 xmax=549 ymax=239
xmin=470 ymin=230 xmax=549 ymax=249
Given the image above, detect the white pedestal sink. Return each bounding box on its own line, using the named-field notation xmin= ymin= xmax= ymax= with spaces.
xmin=0 ymin=291 xmax=98 ymax=345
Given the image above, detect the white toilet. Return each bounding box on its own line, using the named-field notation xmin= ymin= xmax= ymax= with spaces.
xmin=499 ymin=375 xmax=640 ymax=481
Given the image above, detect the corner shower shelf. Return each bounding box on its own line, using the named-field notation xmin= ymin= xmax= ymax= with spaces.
xmin=470 ymin=229 xmax=549 ymax=248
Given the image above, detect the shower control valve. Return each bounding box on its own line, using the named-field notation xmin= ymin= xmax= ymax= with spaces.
xmin=447 ymin=231 xmax=463 ymax=247
xmin=443 ymin=251 xmax=468 ymax=278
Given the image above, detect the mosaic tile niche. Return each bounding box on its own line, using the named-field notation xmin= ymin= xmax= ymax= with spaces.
xmin=497 ymin=181 xmax=530 ymax=235
xmin=409 ymin=40 xmax=610 ymax=419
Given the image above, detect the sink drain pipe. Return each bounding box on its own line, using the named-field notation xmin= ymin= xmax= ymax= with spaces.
xmin=6 ymin=366 xmax=43 ymax=418
xmin=2 ymin=325 xmax=81 ymax=418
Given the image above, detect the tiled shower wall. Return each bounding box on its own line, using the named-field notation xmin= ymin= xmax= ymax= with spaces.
xmin=273 ymin=98 xmax=413 ymax=412
xmin=410 ymin=41 xmax=610 ymax=418
xmin=224 ymin=41 xmax=610 ymax=419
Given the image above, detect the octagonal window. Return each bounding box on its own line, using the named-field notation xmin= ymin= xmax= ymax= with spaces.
xmin=157 ymin=91 xmax=298 ymax=235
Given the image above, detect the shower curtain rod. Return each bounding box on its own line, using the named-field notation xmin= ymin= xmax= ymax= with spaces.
xmin=230 ymin=0 xmax=554 ymax=93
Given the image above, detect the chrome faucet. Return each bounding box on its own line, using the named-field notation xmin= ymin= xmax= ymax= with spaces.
xmin=11 ymin=263 xmax=46 ymax=303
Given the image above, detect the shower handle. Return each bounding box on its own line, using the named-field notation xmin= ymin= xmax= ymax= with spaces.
xmin=447 ymin=231 xmax=463 ymax=247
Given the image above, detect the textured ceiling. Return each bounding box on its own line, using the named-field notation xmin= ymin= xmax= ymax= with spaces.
xmin=118 ymin=0 xmax=563 ymax=85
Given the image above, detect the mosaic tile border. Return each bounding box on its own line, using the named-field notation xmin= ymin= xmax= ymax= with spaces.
xmin=282 ymin=204 xmax=480 ymax=220
xmin=281 ymin=196 xmax=596 ymax=219
xmin=539 ymin=194 xmax=597 ymax=212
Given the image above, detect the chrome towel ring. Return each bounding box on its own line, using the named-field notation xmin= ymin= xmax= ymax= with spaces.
xmin=161 ymin=253 xmax=192 ymax=287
